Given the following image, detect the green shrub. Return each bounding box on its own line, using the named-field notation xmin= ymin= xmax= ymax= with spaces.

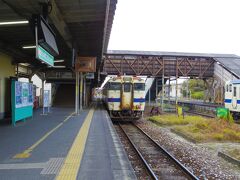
xmin=183 ymin=106 xmax=190 ymax=111
xmin=191 ymin=91 xmax=204 ymax=100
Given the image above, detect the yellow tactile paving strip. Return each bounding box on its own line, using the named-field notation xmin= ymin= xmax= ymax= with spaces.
xmin=56 ymin=108 xmax=94 ymax=180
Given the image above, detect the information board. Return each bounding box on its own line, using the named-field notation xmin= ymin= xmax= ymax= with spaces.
xmin=15 ymin=81 xmax=33 ymax=108
xmin=43 ymin=90 xmax=50 ymax=107
xmin=11 ymin=80 xmax=33 ymax=126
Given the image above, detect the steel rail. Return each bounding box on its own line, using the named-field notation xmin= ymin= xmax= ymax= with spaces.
xmin=163 ymin=99 xmax=222 ymax=108
xmin=133 ymin=123 xmax=199 ymax=180
xmin=185 ymin=110 xmax=215 ymax=118
xmin=118 ymin=123 xmax=158 ymax=180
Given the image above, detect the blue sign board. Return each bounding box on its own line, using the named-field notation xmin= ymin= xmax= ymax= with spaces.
xmin=43 ymin=90 xmax=50 ymax=107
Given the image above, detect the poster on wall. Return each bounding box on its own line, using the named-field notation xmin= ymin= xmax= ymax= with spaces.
xmin=15 ymin=81 xmax=33 ymax=108
xmin=22 ymin=83 xmax=28 ymax=107
xmin=28 ymin=83 xmax=33 ymax=105
xmin=15 ymin=82 xmax=22 ymax=108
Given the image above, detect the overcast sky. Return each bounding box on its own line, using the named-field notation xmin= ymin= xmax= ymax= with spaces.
xmin=108 ymin=0 xmax=240 ymax=56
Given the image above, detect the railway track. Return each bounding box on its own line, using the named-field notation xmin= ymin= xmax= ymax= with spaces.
xmin=185 ymin=110 xmax=215 ymax=118
xmin=117 ymin=123 xmax=199 ymax=180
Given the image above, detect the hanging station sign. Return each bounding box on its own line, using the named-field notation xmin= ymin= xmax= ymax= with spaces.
xmin=35 ymin=15 xmax=58 ymax=67
xmin=36 ymin=45 xmax=54 ymax=66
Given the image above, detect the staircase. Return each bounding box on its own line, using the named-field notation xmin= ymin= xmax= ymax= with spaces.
xmin=53 ymin=84 xmax=75 ymax=107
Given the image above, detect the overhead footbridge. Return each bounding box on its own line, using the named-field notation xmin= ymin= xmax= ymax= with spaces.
xmin=102 ymin=50 xmax=240 ymax=102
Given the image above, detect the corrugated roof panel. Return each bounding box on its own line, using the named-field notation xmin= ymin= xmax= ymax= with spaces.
xmin=215 ymin=57 xmax=240 ymax=78
xmin=107 ymin=50 xmax=238 ymax=58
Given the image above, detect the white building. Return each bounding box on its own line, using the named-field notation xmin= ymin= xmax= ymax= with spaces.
xmin=163 ymin=79 xmax=185 ymax=98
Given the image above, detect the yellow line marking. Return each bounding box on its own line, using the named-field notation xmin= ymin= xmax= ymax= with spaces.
xmin=56 ymin=108 xmax=94 ymax=180
xmin=13 ymin=112 xmax=75 ymax=159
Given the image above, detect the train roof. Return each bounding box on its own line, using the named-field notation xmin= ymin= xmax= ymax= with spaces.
xmin=228 ymin=79 xmax=240 ymax=84
xmin=108 ymin=76 xmax=145 ymax=82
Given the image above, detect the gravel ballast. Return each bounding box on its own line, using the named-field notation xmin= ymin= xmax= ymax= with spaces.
xmin=135 ymin=120 xmax=240 ymax=179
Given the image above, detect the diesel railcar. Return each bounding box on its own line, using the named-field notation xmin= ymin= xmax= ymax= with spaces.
xmin=103 ymin=76 xmax=145 ymax=120
xmin=225 ymin=80 xmax=240 ymax=120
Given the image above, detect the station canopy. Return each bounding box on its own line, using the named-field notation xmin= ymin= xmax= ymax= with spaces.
xmin=0 ymin=0 xmax=117 ymax=70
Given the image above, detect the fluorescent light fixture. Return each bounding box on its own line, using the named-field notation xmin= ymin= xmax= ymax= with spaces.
xmin=22 ymin=45 xmax=36 ymax=49
xmin=53 ymin=66 xmax=66 ymax=68
xmin=19 ymin=63 xmax=30 ymax=67
xmin=0 ymin=20 xmax=29 ymax=25
xmin=54 ymin=59 xmax=64 ymax=63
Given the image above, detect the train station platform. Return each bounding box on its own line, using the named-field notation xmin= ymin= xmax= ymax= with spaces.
xmin=0 ymin=103 xmax=136 ymax=179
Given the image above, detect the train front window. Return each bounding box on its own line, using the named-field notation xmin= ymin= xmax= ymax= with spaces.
xmin=233 ymin=87 xmax=237 ymax=97
xmin=109 ymin=82 xmax=121 ymax=90
xmin=124 ymin=83 xmax=131 ymax=92
xmin=229 ymin=84 xmax=232 ymax=92
xmin=134 ymin=83 xmax=145 ymax=91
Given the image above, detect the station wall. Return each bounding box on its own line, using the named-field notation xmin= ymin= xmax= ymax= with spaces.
xmin=0 ymin=53 xmax=15 ymax=119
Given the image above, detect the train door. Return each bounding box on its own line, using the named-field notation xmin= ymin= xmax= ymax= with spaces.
xmin=232 ymin=85 xmax=237 ymax=109
xmin=121 ymin=83 xmax=132 ymax=109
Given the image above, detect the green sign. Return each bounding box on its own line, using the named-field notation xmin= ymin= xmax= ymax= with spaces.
xmin=216 ymin=108 xmax=229 ymax=120
xmin=12 ymin=80 xmax=33 ymax=126
xmin=36 ymin=45 xmax=54 ymax=66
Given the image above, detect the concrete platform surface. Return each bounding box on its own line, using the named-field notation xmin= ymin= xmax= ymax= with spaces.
xmin=77 ymin=106 xmax=136 ymax=180
xmin=0 ymin=104 xmax=136 ymax=180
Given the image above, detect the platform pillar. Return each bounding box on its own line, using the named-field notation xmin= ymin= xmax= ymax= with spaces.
xmin=148 ymin=86 xmax=151 ymax=105
xmin=83 ymin=75 xmax=86 ymax=107
xmin=161 ymin=69 xmax=165 ymax=112
xmin=176 ymin=79 xmax=178 ymax=104
xmin=168 ymin=77 xmax=170 ymax=104
xmin=75 ymin=72 xmax=79 ymax=115
xmin=80 ymin=72 xmax=83 ymax=111
xmin=42 ymin=79 xmax=44 ymax=108
xmin=155 ymin=78 xmax=158 ymax=101
xmin=175 ymin=61 xmax=178 ymax=107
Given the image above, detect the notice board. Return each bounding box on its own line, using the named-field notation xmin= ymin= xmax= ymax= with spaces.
xmin=11 ymin=80 xmax=33 ymax=126
xmin=43 ymin=90 xmax=50 ymax=107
